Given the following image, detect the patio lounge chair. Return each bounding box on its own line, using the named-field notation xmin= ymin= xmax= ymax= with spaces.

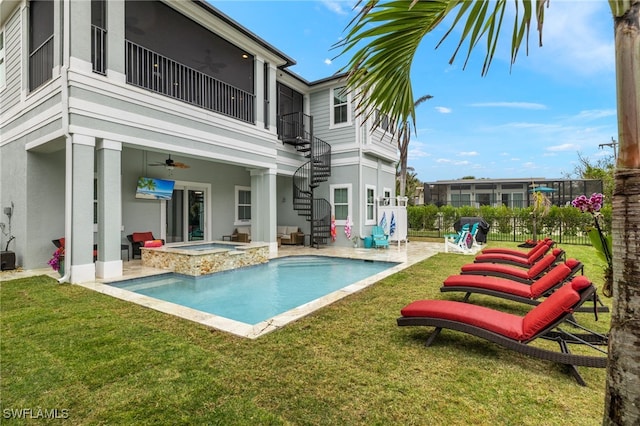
xmin=481 ymin=238 xmax=554 ymax=257
xmin=371 ymin=225 xmax=389 ymax=248
xmin=460 ymin=248 xmax=565 ymax=283
xmin=473 ymin=239 xmax=554 ymax=267
xmin=398 ymin=276 xmax=608 ymax=386
xmin=440 ymin=258 xmax=607 ymax=313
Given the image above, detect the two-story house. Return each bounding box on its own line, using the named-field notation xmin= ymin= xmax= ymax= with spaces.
xmin=0 ymin=0 xmax=397 ymax=282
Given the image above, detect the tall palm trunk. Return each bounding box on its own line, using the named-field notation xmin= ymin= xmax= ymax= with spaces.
xmin=604 ymin=2 xmax=640 ymax=425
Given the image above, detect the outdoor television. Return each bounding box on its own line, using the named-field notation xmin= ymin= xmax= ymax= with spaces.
xmin=135 ymin=177 xmax=175 ymax=200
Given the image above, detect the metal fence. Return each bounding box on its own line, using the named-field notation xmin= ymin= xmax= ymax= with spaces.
xmin=408 ymin=214 xmax=601 ymax=246
xmin=29 ymin=36 xmax=53 ymax=92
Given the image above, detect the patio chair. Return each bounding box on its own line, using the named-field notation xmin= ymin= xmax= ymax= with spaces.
xmin=481 ymin=238 xmax=554 ymax=257
xmin=398 ymin=276 xmax=608 ymax=386
xmin=444 ymin=224 xmax=474 ymax=254
xmin=473 ymin=239 xmax=554 ymax=267
xmin=53 ymin=237 xmax=97 ymax=261
xmin=371 ymin=225 xmax=389 ymax=249
xmin=460 ymin=248 xmax=565 ymax=284
xmin=127 ymin=232 xmax=165 ymax=259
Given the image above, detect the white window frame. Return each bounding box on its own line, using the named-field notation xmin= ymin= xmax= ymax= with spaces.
xmin=0 ymin=28 xmax=5 ymax=90
xmin=365 ymin=185 xmax=376 ymax=225
xmin=329 ymin=86 xmax=351 ymax=129
xmin=330 ymin=183 xmax=352 ymax=225
xmin=234 ymin=185 xmax=252 ymax=225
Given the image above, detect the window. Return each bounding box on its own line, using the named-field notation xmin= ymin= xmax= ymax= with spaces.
xmin=366 ymin=185 xmax=376 ymax=224
xmin=374 ymin=109 xmax=392 ymax=133
xmin=331 ymin=86 xmax=349 ymax=126
xmin=330 ymin=184 xmax=351 ymax=224
xmin=235 ymin=186 xmax=251 ymax=224
xmin=29 ymin=0 xmax=54 ymax=92
xmin=0 ymin=30 xmax=5 ymax=89
xmin=451 ymin=193 xmax=471 ymax=207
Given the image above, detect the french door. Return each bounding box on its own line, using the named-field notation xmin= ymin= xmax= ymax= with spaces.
xmin=165 ymin=183 xmax=209 ymax=243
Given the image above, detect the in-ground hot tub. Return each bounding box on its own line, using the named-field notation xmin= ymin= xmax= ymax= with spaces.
xmin=141 ymin=241 xmax=269 ymax=276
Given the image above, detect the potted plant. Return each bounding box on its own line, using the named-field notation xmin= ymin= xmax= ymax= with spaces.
xmin=48 ymin=247 xmax=65 ymax=276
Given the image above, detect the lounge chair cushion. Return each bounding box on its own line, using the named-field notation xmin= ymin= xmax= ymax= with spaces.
xmin=400 ymin=300 xmax=524 ymax=340
xmin=528 ymin=262 xmax=572 ymax=298
xmin=443 ymin=275 xmax=535 ymax=298
xmin=132 ymin=232 xmax=154 ymax=243
xmin=521 ymin=277 xmax=590 ymax=340
xmin=143 ymin=239 xmax=163 ymax=248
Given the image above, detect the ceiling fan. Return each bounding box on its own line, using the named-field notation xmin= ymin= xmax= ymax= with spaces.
xmin=148 ymin=155 xmax=190 ymax=170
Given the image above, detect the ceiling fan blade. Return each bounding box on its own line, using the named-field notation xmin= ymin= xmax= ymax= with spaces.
xmin=173 ymin=162 xmax=190 ymax=169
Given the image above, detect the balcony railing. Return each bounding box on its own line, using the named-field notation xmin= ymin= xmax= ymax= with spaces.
xmin=125 ymin=40 xmax=254 ymax=123
xmin=91 ymin=25 xmax=107 ymax=75
xmin=29 ymin=35 xmax=54 ymax=92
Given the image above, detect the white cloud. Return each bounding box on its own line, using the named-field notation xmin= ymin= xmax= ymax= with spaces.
xmin=324 ymin=58 xmax=332 ymax=65
xmin=408 ymin=141 xmax=431 ymax=159
xmin=571 ymin=109 xmax=617 ymax=121
xmin=459 ymin=151 xmax=478 ymax=157
xmin=435 ymin=106 xmax=452 ymax=114
xmin=527 ymin=2 xmax=615 ymax=77
xmin=320 ymin=0 xmax=351 ymax=15
xmin=547 ymin=143 xmax=579 ymax=152
xmin=469 ymin=102 xmax=547 ymax=110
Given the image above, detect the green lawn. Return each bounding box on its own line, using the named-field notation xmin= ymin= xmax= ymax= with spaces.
xmin=1 ymin=242 xmax=610 ymax=425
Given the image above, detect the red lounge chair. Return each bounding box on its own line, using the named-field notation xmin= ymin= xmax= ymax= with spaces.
xmin=398 ymin=276 xmax=608 ymax=386
xmin=473 ymin=240 xmax=554 ymax=267
xmin=480 ymin=238 xmax=554 ymax=257
xmin=460 ymin=248 xmax=564 ymax=283
xmin=53 ymin=238 xmax=97 ymax=261
xmin=440 ymin=259 xmax=607 ymax=313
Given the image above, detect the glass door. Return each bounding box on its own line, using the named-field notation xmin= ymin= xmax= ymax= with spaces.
xmin=165 ymin=186 xmax=207 ymax=243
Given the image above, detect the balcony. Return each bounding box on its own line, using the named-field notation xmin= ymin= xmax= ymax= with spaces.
xmin=29 ymin=35 xmax=54 ymax=92
xmin=124 ymin=41 xmax=255 ymax=124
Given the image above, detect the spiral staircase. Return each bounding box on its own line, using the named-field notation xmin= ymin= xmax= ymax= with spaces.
xmin=279 ymin=112 xmax=331 ymax=247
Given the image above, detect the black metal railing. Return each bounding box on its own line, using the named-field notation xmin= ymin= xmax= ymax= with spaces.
xmin=91 ymin=25 xmax=107 ymax=75
xmin=125 ymin=41 xmax=255 ymax=123
xmin=408 ymin=214 xmax=599 ymax=246
xmin=29 ymin=35 xmax=54 ymax=92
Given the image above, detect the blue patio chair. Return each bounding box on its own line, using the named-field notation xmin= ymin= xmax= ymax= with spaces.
xmin=371 ymin=225 xmax=389 ymax=248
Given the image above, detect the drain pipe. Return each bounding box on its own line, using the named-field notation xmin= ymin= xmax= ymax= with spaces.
xmin=58 ymin=0 xmax=72 ymax=283
xmin=357 ymin=105 xmax=365 ymax=241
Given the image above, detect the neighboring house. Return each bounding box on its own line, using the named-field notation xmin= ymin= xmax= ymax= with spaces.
xmin=0 ymin=0 xmax=396 ymax=282
xmin=424 ymin=178 xmax=603 ymax=208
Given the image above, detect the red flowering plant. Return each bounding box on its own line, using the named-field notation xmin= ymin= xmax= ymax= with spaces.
xmin=571 ymin=193 xmax=612 ymax=296
xmin=48 ymin=247 xmax=65 ymax=272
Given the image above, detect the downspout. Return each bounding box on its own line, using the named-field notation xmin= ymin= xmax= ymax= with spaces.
xmin=58 ymin=0 xmax=71 ymax=283
xmin=357 ymin=96 xmax=365 ymax=240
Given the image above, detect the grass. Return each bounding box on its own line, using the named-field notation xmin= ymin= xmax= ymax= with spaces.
xmin=1 ymin=242 xmax=611 ymax=425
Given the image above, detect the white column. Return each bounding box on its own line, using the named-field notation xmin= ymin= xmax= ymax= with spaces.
xmin=251 ymin=168 xmax=278 ymax=256
xmin=254 ymin=56 xmax=265 ymax=129
xmin=70 ymin=134 xmax=96 ymax=283
xmin=96 ymin=139 xmax=123 ymax=279
xmin=267 ymin=63 xmax=278 ymax=133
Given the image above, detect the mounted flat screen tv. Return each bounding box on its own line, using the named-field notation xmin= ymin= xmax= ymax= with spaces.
xmin=135 ymin=177 xmax=175 ymax=200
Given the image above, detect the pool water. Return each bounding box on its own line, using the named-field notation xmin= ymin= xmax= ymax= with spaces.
xmin=109 ymin=256 xmax=397 ymax=325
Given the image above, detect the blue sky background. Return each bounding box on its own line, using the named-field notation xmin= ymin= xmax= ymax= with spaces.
xmin=210 ymin=0 xmax=618 ymax=183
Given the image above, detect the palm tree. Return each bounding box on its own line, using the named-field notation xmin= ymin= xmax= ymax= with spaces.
xmin=337 ymin=1 xmax=640 ymax=424
xmin=397 ymin=94 xmax=432 ymax=198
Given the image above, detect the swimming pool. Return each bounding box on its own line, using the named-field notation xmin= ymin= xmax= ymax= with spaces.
xmin=107 ymin=255 xmax=399 ymax=337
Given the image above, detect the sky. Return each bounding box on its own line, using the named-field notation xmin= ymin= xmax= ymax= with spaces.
xmin=209 ymin=0 xmax=618 ymax=183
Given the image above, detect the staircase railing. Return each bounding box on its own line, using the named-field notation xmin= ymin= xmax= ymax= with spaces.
xmin=280 ymin=112 xmax=332 ymax=247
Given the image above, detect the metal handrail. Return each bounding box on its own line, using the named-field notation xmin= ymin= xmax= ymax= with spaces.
xmin=125 ymin=40 xmax=255 ymax=123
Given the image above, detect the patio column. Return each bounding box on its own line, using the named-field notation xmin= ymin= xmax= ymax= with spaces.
xmin=96 ymin=139 xmax=122 ymax=279
xmin=70 ymin=134 xmax=96 ymax=283
xmin=250 ymin=168 xmax=277 ymax=255
xmin=254 ymin=56 xmax=265 ymax=129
